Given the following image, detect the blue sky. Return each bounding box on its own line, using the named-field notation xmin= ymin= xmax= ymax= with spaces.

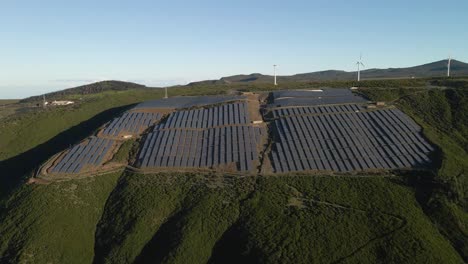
xmin=1 ymin=0 xmax=467 ymax=98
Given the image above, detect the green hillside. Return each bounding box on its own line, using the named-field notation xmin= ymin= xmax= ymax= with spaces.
xmin=0 ymin=172 xmax=463 ymax=263
xmin=20 ymin=81 xmax=148 ymax=103
xmin=0 ymin=80 xmax=467 ymax=263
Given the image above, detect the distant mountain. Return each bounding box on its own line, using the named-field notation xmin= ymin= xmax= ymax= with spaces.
xmin=21 ymin=81 xmax=148 ymax=102
xmin=189 ymin=59 xmax=468 ymax=85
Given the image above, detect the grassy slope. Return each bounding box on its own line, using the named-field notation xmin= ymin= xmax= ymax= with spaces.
xmin=111 ymin=139 xmax=136 ymax=163
xmin=0 ymin=100 xmax=19 ymax=106
xmin=361 ymin=87 xmax=468 ymax=260
xmin=2 ymin=173 xmax=461 ymax=263
xmin=0 ymin=172 xmax=121 ymax=264
xmin=0 ymin=89 xmax=164 ymax=162
xmin=94 ymin=173 xmax=255 ymax=264
xmin=85 ymin=174 xmax=462 ymax=263
xmin=222 ymin=176 xmax=461 ymax=264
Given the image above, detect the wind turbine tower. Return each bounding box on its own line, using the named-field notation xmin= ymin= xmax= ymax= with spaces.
xmin=273 ymin=64 xmax=278 ymax=86
xmin=164 ymin=87 xmax=168 ymax=99
xmin=447 ymin=56 xmax=452 ymax=77
xmin=356 ymin=55 xmax=365 ymax=82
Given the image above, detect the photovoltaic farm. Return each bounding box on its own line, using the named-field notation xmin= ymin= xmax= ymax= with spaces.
xmin=268 ymin=105 xmax=434 ymax=173
xmin=49 ymin=137 xmax=115 ymax=174
xmin=137 ymin=102 xmax=266 ymax=172
xmin=42 ymin=90 xmax=435 ymax=177
xmin=101 ymin=112 xmax=162 ymax=137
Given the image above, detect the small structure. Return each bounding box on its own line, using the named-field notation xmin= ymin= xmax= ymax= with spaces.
xmin=376 ymin=102 xmax=386 ymax=107
xmin=51 ymin=100 xmax=74 ymax=106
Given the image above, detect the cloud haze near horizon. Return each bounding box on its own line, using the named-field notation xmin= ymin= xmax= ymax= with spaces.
xmin=1 ymin=0 xmax=467 ymax=98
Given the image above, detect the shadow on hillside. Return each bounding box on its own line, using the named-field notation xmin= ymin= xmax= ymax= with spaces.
xmin=129 ymin=214 xmax=257 ymax=264
xmin=0 ymin=104 xmax=134 ymax=200
xmin=208 ymin=221 xmax=260 ymax=264
xmin=130 ymin=209 xmax=187 ymax=264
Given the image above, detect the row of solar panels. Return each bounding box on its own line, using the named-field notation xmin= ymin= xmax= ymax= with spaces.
xmin=270 ymin=108 xmax=434 ymax=173
xmin=50 ymin=137 xmax=114 ymax=174
xmin=269 ymin=96 xmax=368 ymax=107
xmin=269 ymin=89 xmax=368 ymax=107
xmin=138 ymin=126 xmax=264 ymax=172
xmin=133 ymin=95 xmax=246 ymax=109
xmin=276 ymin=109 xmax=422 ymax=142
xmin=272 ymin=104 xmax=365 ymax=118
xmin=102 ymin=112 xmax=162 ymax=136
xmin=272 ymin=89 xmax=357 ymax=99
xmin=271 ymin=146 xmax=431 ymax=173
xmin=155 ymin=102 xmax=250 ymax=130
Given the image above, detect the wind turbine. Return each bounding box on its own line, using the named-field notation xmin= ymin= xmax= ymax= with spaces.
xmin=356 ymin=54 xmax=365 ymax=82
xmin=447 ymin=56 xmax=452 ymax=77
xmin=273 ymin=64 xmax=278 ymax=86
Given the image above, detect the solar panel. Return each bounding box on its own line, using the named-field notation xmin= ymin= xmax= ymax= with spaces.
xmin=268 ymin=104 xmax=434 ymax=174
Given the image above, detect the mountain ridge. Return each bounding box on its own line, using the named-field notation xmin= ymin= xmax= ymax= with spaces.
xmin=189 ymin=59 xmax=468 ymax=85
xmin=20 ymin=80 xmax=148 ymax=103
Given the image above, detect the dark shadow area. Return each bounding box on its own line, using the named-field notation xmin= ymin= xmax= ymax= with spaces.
xmin=132 ymin=209 xmax=187 ymax=264
xmin=0 ymin=104 xmax=134 ymax=201
xmin=92 ymin=172 xmax=139 ymax=264
xmin=393 ymin=170 xmax=468 ymax=262
xmin=389 ymin=170 xmax=440 ymax=211
xmin=208 ymin=221 xmax=261 ymax=264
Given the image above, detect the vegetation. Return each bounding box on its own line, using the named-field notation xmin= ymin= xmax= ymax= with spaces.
xmin=0 ymin=172 xmax=121 ymax=263
xmin=219 ymin=176 xmax=461 ymax=263
xmin=111 ymin=140 xmax=138 ymax=163
xmin=430 ymin=78 xmax=468 ymax=89
xmin=0 ymin=172 xmax=463 ymax=263
xmin=361 ymin=87 xmax=468 ymax=260
xmin=0 ymin=100 xmax=22 ymax=119
xmin=20 ymin=80 xmax=148 ymax=103
xmin=0 ymin=100 xmax=19 ymax=105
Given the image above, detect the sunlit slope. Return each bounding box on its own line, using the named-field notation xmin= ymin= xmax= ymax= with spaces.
xmin=0 ymin=173 xmax=462 ymax=263
xmin=0 ymin=172 xmax=121 ymax=264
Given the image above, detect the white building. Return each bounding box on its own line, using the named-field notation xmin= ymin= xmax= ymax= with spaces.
xmin=51 ymin=100 xmax=75 ymax=106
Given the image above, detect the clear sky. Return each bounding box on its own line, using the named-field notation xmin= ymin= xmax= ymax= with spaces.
xmin=1 ymin=0 xmax=467 ymax=98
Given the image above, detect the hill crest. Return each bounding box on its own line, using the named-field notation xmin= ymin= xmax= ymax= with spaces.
xmin=189 ymin=59 xmax=468 ymax=85
xmin=21 ymin=80 xmax=148 ymax=102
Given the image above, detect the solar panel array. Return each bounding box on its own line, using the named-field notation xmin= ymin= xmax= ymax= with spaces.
xmin=134 ymin=95 xmax=245 ymax=109
xmin=270 ymin=108 xmax=434 ymax=173
xmin=155 ymin=102 xmax=250 ymax=129
xmin=102 ymin=112 xmax=162 ymax=136
xmin=138 ymin=126 xmax=264 ymax=171
xmin=272 ymin=89 xmax=357 ymax=99
xmin=50 ymin=137 xmax=114 ymax=174
xmin=269 ymin=89 xmax=368 ymax=107
xmin=272 ymin=104 xmax=366 ymax=118
xmin=138 ymin=102 xmax=264 ymax=172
